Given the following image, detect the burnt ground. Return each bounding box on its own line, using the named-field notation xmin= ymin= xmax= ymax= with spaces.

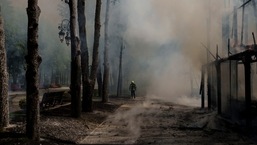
xmin=1 ymin=96 xmax=257 ymax=144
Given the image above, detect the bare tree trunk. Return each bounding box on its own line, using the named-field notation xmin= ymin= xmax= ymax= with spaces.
xmin=77 ymin=0 xmax=90 ymax=112
xmin=69 ymin=0 xmax=82 ymax=118
xmin=0 ymin=7 xmax=9 ymax=131
xmin=85 ymin=0 xmax=102 ymax=112
xmin=97 ymin=66 xmax=103 ymax=98
xmin=117 ymin=43 xmax=123 ymax=97
xmin=102 ymin=0 xmax=110 ymax=103
xmin=25 ymin=0 xmax=41 ymax=140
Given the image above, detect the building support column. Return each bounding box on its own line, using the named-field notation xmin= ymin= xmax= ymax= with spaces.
xmin=244 ymin=55 xmax=251 ymax=126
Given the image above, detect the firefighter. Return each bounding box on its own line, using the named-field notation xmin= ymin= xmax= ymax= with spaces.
xmin=129 ymin=81 xmax=137 ymax=99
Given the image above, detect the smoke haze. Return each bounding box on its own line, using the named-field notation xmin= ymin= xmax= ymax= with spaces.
xmin=4 ymin=0 xmax=257 ymax=140
xmin=118 ymin=0 xmax=223 ymax=105
xmin=3 ymin=0 xmax=256 ymax=106
xmin=116 ymin=0 xmax=256 ymax=106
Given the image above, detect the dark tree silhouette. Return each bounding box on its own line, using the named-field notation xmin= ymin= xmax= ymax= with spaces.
xmin=0 ymin=6 xmax=9 ymax=131
xmin=77 ymin=0 xmax=90 ymax=112
xmin=69 ymin=0 xmax=82 ymax=118
xmin=117 ymin=42 xmax=124 ymax=97
xmin=85 ymin=0 xmax=102 ymax=112
xmin=102 ymin=0 xmax=111 ymax=102
xmin=97 ymin=63 xmax=103 ymax=99
xmin=25 ymin=0 xmax=41 ymax=140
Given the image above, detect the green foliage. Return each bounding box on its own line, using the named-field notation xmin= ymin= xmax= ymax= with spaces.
xmin=1 ymin=0 xmax=71 ymax=86
xmin=0 ymin=0 xmax=27 ymax=84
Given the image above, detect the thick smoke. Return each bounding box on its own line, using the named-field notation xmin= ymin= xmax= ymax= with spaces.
xmin=5 ymin=0 xmax=257 ymax=139
xmin=106 ymin=1 xmax=257 ymax=137
xmin=111 ymin=0 xmax=257 ymax=106
xmin=6 ymin=0 xmax=256 ymax=106
xmin=5 ymin=0 xmax=225 ymax=106
xmin=113 ymin=0 xmax=223 ymax=106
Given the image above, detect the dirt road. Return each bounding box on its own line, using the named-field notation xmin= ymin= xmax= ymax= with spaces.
xmin=79 ymin=97 xmax=254 ymax=144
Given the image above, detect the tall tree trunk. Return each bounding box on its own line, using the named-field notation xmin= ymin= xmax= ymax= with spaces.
xmin=77 ymin=0 xmax=90 ymax=112
xmin=69 ymin=0 xmax=82 ymax=118
xmin=25 ymin=0 xmax=41 ymax=140
xmin=102 ymin=0 xmax=110 ymax=103
xmin=85 ymin=0 xmax=102 ymax=112
xmin=97 ymin=65 xmax=103 ymax=98
xmin=0 ymin=7 xmax=9 ymax=131
xmin=117 ymin=43 xmax=123 ymax=97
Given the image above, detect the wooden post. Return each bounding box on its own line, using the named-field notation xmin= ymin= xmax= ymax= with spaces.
xmin=228 ymin=39 xmax=230 ymax=56
xmin=216 ymin=45 xmax=221 ymax=114
xmin=229 ymin=43 xmax=232 ymax=109
xmin=200 ymin=66 xmax=205 ymax=108
xmin=207 ymin=0 xmax=211 ymax=110
xmin=216 ymin=61 xmax=221 ymax=114
xmin=244 ymin=54 xmax=251 ymax=126
xmin=241 ymin=0 xmax=245 ymax=45
xmin=244 ymin=14 xmax=248 ymax=44
xmin=207 ymin=66 xmax=212 ymax=110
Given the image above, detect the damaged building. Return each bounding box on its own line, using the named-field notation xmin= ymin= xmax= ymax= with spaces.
xmin=200 ymin=0 xmax=257 ymax=126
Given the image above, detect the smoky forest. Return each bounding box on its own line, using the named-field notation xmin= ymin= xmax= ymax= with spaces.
xmin=1 ymin=0 xmax=257 ymax=144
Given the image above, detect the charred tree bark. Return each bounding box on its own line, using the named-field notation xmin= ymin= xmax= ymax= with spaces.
xmin=244 ymin=54 xmax=252 ymax=126
xmin=77 ymin=0 xmax=90 ymax=112
xmin=69 ymin=0 xmax=82 ymax=118
xmin=0 ymin=7 xmax=9 ymax=131
xmin=102 ymin=0 xmax=110 ymax=103
xmin=25 ymin=0 xmax=41 ymax=140
xmin=85 ymin=0 xmax=102 ymax=112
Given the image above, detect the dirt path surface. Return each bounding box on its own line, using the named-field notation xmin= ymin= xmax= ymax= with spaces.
xmin=80 ymin=97 xmax=254 ymax=144
xmin=2 ymin=96 xmax=256 ymax=144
